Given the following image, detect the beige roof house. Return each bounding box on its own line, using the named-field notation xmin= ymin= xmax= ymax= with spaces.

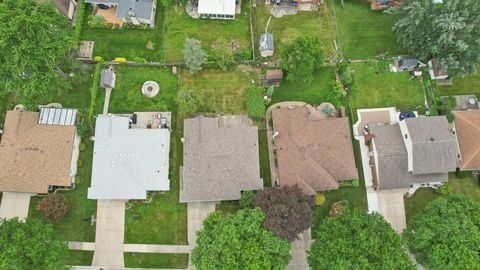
xmin=454 ymin=110 xmax=480 ymax=170
xmin=0 ymin=110 xmax=77 ymax=193
xmin=272 ymin=106 xmax=358 ymax=195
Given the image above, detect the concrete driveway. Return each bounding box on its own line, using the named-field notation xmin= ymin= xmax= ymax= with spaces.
xmin=376 ymin=188 xmax=408 ymax=233
xmin=187 ymin=202 xmax=216 ymax=245
xmin=0 ymin=192 xmax=33 ymax=221
xmin=92 ymin=199 xmax=126 ymax=268
xmin=286 ymin=229 xmax=312 ymax=270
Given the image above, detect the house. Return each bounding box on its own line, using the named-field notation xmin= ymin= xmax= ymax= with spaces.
xmin=85 ymin=0 xmax=157 ymax=27
xmin=391 ymin=55 xmax=425 ymax=72
xmin=88 ymin=113 xmax=171 ymax=200
xmin=454 ymin=110 xmax=480 ymax=171
xmin=52 ymin=0 xmax=79 ymax=21
xmin=100 ymin=66 xmax=116 ymax=89
xmin=271 ymin=105 xmax=358 ymax=195
xmin=369 ymin=0 xmax=401 ymax=10
xmin=262 ymin=69 xmax=283 ymax=87
xmin=198 ymin=0 xmax=236 ymax=20
xmin=180 ymin=116 xmax=263 ymax=202
xmin=259 ymin=33 xmax=274 ymax=57
xmin=428 ymin=59 xmax=449 ymax=80
xmin=0 ymin=108 xmax=80 ymax=194
xmin=366 ymin=116 xmax=457 ymax=190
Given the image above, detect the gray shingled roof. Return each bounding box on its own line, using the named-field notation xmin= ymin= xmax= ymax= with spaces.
xmin=85 ymin=0 xmax=155 ymax=20
xmin=372 ymin=124 xmax=448 ymax=189
xmin=404 ymin=117 xmax=457 ymax=174
xmin=180 ymin=116 xmax=263 ymax=202
xmin=259 ymin=33 xmax=274 ymax=51
xmin=396 ymin=55 xmax=419 ymax=70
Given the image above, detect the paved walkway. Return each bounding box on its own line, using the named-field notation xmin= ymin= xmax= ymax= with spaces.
xmin=0 ymin=192 xmax=33 ymax=221
xmin=286 ymin=229 xmax=312 ymax=270
xmin=124 ymin=244 xmax=192 ymax=253
xmin=92 ymin=199 xmax=126 ymax=268
xmin=187 ymin=202 xmax=216 ymax=245
xmin=103 ymin=87 xmax=112 ymax=115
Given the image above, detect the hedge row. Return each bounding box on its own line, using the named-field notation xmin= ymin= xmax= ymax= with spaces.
xmin=88 ymin=62 xmax=102 ymax=121
xmin=245 ymin=87 xmax=266 ymax=119
xmin=73 ymin=0 xmax=86 ymax=45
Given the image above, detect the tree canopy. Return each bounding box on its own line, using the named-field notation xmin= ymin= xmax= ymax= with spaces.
xmin=393 ymin=0 xmax=480 ymax=76
xmin=253 ymin=185 xmax=315 ymax=241
xmin=175 ymin=88 xmax=203 ymax=115
xmin=280 ymin=35 xmax=324 ymax=85
xmin=0 ymin=218 xmax=68 ymax=269
xmin=191 ymin=208 xmax=291 ymax=270
xmin=308 ymin=208 xmax=415 ymax=270
xmin=184 ymin=38 xmax=207 ymax=75
xmin=0 ymin=0 xmax=73 ymax=109
xmin=404 ymin=195 xmax=480 ymax=270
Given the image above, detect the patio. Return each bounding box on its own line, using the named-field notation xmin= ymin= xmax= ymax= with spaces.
xmin=132 ymin=112 xmax=171 ymax=130
xmin=95 ymin=6 xmax=124 ymax=25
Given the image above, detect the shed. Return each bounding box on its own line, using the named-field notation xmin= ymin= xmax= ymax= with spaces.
xmin=259 ymin=33 xmax=274 ymax=57
xmin=428 ymin=59 xmax=449 ymax=80
xmin=392 ymin=55 xmax=424 ymax=72
xmin=100 ymin=66 xmax=116 ymax=89
xmin=262 ymin=69 xmax=283 ymax=87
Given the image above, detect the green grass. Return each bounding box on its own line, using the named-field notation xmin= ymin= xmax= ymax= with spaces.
xmin=164 ymin=4 xmax=251 ymax=63
xmin=81 ymin=5 xmax=166 ymax=61
xmin=271 ymin=67 xmax=336 ymax=104
xmin=335 ymin=0 xmax=406 ymax=58
xmin=66 ymin=250 xmax=93 ymax=266
xmin=437 ymin=72 xmax=480 ymax=96
xmin=179 ymin=68 xmax=259 ymax=114
xmin=349 ymin=62 xmax=425 ymax=112
xmin=404 ymin=173 xmax=480 ymax=222
xmin=252 ymin=2 xmax=336 ymax=60
xmin=124 ymin=253 xmax=189 ymax=268
xmin=258 ymin=129 xmax=272 ymax=187
xmin=28 ymin=141 xmax=97 ymax=242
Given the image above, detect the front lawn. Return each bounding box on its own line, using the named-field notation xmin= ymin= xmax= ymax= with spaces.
xmin=67 ymin=250 xmax=94 ymax=266
xmin=335 ymin=0 xmax=406 ymax=58
xmin=349 ymin=62 xmax=425 ymax=113
xmin=81 ymin=5 xmax=165 ymax=61
xmin=252 ymin=2 xmax=336 ymax=60
xmin=164 ymin=4 xmax=251 ymax=62
xmin=124 ymin=253 xmax=189 ymax=269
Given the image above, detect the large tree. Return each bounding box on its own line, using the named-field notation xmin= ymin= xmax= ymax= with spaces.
xmin=280 ymin=35 xmax=324 ymax=85
xmin=393 ymin=0 xmax=480 ymax=76
xmin=184 ymin=38 xmax=207 ymax=75
xmin=252 ymin=185 xmax=315 ymax=241
xmin=404 ymin=195 xmax=480 ymax=269
xmin=308 ymin=208 xmax=415 ymax=270
xmin=0 ymin=218 xmax=68 ymax=269
xmin=191 ymin=208 xmax=291 ymax=270
xmin=0 ymin=0 xmax=73 ymax=108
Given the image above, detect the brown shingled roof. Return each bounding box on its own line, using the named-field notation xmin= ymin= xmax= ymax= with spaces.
xmin=0 ymin=111 xmax=76 ymax=193
xmin=272 ymin=106 xmax=358 ymax=195
xmin=454 ymin=110 xmax=480 ymax=170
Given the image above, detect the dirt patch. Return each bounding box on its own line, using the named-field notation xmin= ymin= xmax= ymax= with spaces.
xmin=146 ymin=40 xmax=154 ymax=50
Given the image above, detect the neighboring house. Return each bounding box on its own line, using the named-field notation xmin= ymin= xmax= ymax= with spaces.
xmin=391 ymin=55 xmax=425 ymax=72
xmin=0 ymin=108 xmax=80 ymax=194
xmin=366 ymin=116 xmax=458 ymax=190
xmin=271 ymin=105 xmax=358 ymax=195
xmin=52 ymin=0 xmax=79 ymax=21
xmin=180 ymin=116 xmax=263 ymax=202
xmin=100 ymin=66 xmax=116 ymax=89
xmin=369 ymin=0 xmax=401 ymax=10
xmin=88 ymin=113 xmax=171 ymax=200
xmin=454 ymin=110 xmax=480 ymax=171
xmin=262 ymin=69 xmax=283 ymax=87
xmin=85 ymin=0 xmax=157 ymax=26
xmin=428 ymin=59 xmax=449 ymax=80
xmin=198 ymin=0 xmax=236 ymax=20
xmin=259 ymin=33 xmax=274 ymax=58
xmin=447 ymin=95 xmax=479 ymax=111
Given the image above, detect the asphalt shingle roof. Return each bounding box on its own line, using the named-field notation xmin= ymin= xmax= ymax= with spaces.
xmin=85 ymin=0 xmax=155 ymax=20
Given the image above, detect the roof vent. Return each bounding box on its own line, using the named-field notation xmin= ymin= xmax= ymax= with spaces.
xmin=468 ymin=97 xmax=476 ymax=105
xmin=429 ymin=137 xmax=435 ymax=142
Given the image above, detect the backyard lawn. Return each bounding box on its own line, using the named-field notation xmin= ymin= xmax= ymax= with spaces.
xmin=124 ymin=253 xmax=189 ymax=269
xmin=437 ymin=72 xmax=480 ymax=96
xmin=335 ymin=0 xmax=406 ymax=58
xmin=252 ymin=2 xmax=336 ymax=60
xmin=164 ymin=4 xmax=251 ymax=62
xmin=349 ymin=62 xmax=425 ymax=113
xmin=81 ymin=6 xmax=166 ymax=62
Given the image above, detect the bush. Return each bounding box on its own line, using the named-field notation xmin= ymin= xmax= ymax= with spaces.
xmin=455 ymin=170 xmax=470 ymax=179
xmin=245 ymin=87 xmax=266 ymax=119
xmin=114 ymin=57 xmax=127 ymax=62
xmin=76 ymin=122 xmax=90 ymax=138
xmin=351 ymin=179 xmax=360 ymax=187
xmin=77 ymin=159 xmax=84 ymax=168
xmin=73 ymin=0 xmax=86 ymax=45
xmin=266 ymin=85 xmax=275 ymax=97
xmin=94 ymin=56 xmax=103 ymax=61
xmin=79 ymin=143 xmax=87 ymax=152
xmin=133 ymin=57 xmax=147 ymax=63
xmin=36 ymin=194 xmax=70 ymax=221
xmin=240 ymin=190 xmax=256 ymax=208
xmin=436 ymin=183 xmax=452 ymax=195
xmin=315 ymin=193 xmax=326 ymax=206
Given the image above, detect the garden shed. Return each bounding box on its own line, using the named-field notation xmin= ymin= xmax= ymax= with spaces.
xmin=259 ymin=33 xmax=274 ymax=57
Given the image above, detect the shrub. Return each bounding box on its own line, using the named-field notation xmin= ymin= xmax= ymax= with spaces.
xmin=436 ymin=183 xmax=452 ymax=195
xmin=88 ymin=63 xmax=102 ymax=121
xmin=132 ymin=57 xmax=147 ymax=63
xmin=73 ymin=0 xmax=86 ymax=45
xmin=456 ymin=170 xmax=470 ymax=179
xmin=76 ymin=122 xmax=90 ymax=138
xmin=94 ymin=56 xmax=103 ymax=61
xmin=114 ymin=57 xmax=127 ymax=62
xmin=240 ymin=190 xmax=256 ymax=208
xmin=77 ymin=159 xmax=84 ymax=168
xmin=245 ymin=87 xmax=266 ymax=119
xmin=79 ymin=143 xmax=87 ymax=152
xmin=36 ymin=194 xmax=70 ymax=221
xmin=315 ymin=193 xmax=326 ymax=206
xmin=266 ymin=85 xmax=275 ymax=97
xmin=351 ymin=179 xmax=360 ymax=187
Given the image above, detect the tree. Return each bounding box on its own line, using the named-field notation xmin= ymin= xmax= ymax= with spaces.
xmin=252 ymin=185 xmax=315 ymax=241
xmin=184 ymin=38 xmax=207 ymax=75
xmin=326 ymin=80 xmax=345 ymax=107
xmin=393 ymin=0 xmax=480 ymax=76
xmin=191 ymin=208 xmax=291 ymax=270
xmin=175 ymin=88 xmax=203 ymax=115
xmin=404 ymin=195 xmax=480 ymax=269
xmin=36 ymin=193 xmax=70 ymax=221
xmin=0 ymin=218 xmax=68 ymax=269
xmin=0 ymin=0 xmax=74 ymax=109
xmin=212 ymin=38 xmax=235 ymax=71
xmin=308 ymin=208 xmax=415 ymax=270
xmin=280 ymin=35 xmax=324 ymax=85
